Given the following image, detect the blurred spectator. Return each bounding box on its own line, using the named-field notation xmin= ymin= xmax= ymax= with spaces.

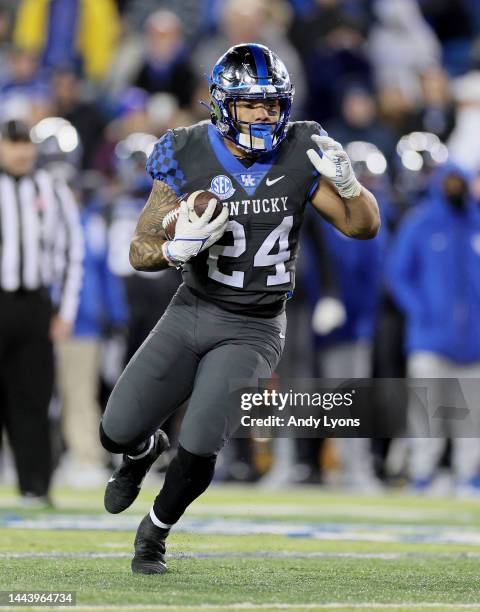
xmin=368 ymin=0 xmax=441 ymax=105
xmin=291 ymin=0 xmax=373 ymax=20
xmin=305 ymin=178 xmax=383 ymax=490
xmin=316 ymin=232 xmax=381 ymax=491
xmin=94 ymin=88 xmax=192 ymax=178
xmin=472 ymin=171 xmax=480 ymax=202
xmin=133 ymin=11 xmax=196 ymax=107
xmin=448 ymin=71 xmax=480 ymax=173
xmin=419 ymin=0 xmax=476 ymax=76
xmin=0 ymin=119 xmax=83 ymax=506
xmin=0 ymin=0 xmax=18 ymax=11
xmin=267 ymin=213 xmax=331 ymax=486
xmin=311 ymin=209 xmax=382 ymax=357
xmin=325 ymin=87 xmax=395 ymax=161
xmin=376 ymin=86 xmax=416 ymax=140
xmin=194 ymin=0 xmax=307 ymax=117
xmin=106 ymin=133 xmax=181 ymax=455
xmin=50 ymin=68 xmax=107 ymax=170
xmin=108 ymin=189 xmax=181 ymax=353
xmin=342 ymin=141 xmax=395 ymax=228
xmin=392 ymin=131 xmax=449 ymax=213
xmin=56 ymin=176 xmax=128 ymax=488
xmin=0 ymin=4 xmax=15 ymax=81
xmin=147 ymin=92 xmax=192 ymax=135
xmin=0 ymin=46 xmax=51 ymax=123
xmin=289 ymin=0 xmax=371 ymax=122
xmin=107 ymin=0 xmax=201 ymax=97
xmin=13 ymin=0 xmax=120 ymax=81
xmin=94 ymin=88 xmax=150 ymax=177
xmin=412 ymin=67 xmax=455 ymax=141
xmin=123 ymin=0 xmax=210 ymax=45
xmin=107 ymin=132 xmax=181 ymax=361
xmin=114 ymin=0 xmax=132 ymax=13
xmin=387 ymin=164 xmax=480 ymax=494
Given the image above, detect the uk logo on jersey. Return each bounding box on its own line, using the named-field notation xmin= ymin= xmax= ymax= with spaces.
xmin=235 ymin=173 xmax=264 ymax=189
xmin=231 ymin=172 xmax=268 ymax=195
xmin=241 ymin=174 xmax=256 ymax=187
xmin=210 ymin=175 xmax=235 ymax=200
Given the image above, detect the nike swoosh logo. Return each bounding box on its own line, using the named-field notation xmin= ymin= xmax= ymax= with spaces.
xmin=108 ymin=477 xmax=116 ymax=483
xmin=266 ymin=176 xmax=285 ymax=186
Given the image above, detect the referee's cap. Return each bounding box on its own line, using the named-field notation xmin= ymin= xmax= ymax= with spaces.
xmin=0 ymin=119 xmax=31 ymax=143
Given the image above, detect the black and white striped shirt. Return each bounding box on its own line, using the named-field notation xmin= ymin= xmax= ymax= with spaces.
xmin=0 ymin=169 xmax=84 ymax=323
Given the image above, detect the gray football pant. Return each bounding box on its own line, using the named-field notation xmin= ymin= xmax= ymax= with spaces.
xmin=102 ymin=284 xmax=286 ymax=456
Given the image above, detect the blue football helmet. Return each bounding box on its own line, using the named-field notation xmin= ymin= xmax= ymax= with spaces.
xmin=209 ymin=43 xmax=294 ymax=153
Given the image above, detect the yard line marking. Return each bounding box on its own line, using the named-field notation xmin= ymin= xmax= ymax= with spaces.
xmin=3 ymin=514 xmax=480 ymax=546
xmin=3 ymin=498 xmax=479 ymax=523
xmin=189 ymin=503 xmax=480 ymax=522
xmin=2 ymin=551 xmax=480 ymax=560
xmin=11 ymin=603 xmax=480 ymax=610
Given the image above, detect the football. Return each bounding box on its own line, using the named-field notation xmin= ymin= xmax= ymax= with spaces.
xmin=162 ymin=190 xmax=224 ymax=240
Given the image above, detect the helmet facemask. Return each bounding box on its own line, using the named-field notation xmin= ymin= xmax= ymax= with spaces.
xmin=208 ymin=44 xmax=294 ymax=154
xmin=212 ymin=91 xmax=292 ymax=153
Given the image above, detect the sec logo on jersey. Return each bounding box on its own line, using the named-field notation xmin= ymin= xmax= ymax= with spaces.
xmin=210 ymin=175 xmax=235 ymax=200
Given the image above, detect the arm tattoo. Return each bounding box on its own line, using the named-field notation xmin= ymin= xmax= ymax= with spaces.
xmin=129 ymin=179 xmax=178 ymax=271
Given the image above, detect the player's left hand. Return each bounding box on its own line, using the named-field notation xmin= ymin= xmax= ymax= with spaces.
xmin=307 ymin=135 xmax=361 ymax=199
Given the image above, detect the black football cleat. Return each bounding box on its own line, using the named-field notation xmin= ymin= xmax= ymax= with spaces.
xmin=104 ymin=430 xmax=169 ymax=514
xmin=131 ymin=513 xmax=169 ymax=574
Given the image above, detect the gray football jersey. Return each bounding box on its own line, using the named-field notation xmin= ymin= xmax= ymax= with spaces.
xmin=146 ymin=120 xmax=325 ymax=316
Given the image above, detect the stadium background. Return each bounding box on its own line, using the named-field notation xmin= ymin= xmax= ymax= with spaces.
xmin=1 ymin=1 xmax=480 ymax=609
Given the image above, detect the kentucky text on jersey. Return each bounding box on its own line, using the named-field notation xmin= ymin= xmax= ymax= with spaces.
xmin=225 ymin=197 xmax=289 ymax=216
xmin=146 ymin=120 xmax=327 ymax=317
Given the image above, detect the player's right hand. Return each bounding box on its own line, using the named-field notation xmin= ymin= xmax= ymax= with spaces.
xmin=163 ymin=199 xmax=229 ymax=266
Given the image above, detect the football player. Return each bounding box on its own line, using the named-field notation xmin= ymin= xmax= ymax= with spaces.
xmin=99 ymin=43 xmax=380 ymax=574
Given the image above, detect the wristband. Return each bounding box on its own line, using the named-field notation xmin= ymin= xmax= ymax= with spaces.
xmin=162 ymin=242 xmax=183 ymax=269
xmin=336 ymin=176 xmax=362 ymax=199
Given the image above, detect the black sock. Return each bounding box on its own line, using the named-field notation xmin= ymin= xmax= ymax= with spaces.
xmin=152 ymin=445 xmax=216 ymax=526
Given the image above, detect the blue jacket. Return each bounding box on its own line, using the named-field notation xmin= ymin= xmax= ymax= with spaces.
xmin=387 ymin=163 xmax=480 ymax=363
xmin=301 ymin=207 xmax=382 ymax=345
xmin=74 ymin=200 xmax=128 ymax=337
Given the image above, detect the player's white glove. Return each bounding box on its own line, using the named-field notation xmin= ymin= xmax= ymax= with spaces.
xmin=312 ymin=296 xmax=347 ymax=336
xmin=307 ymin=135 xmax=361 ymax=199
xmin=163 ymin=198 xmax=229 ymax=266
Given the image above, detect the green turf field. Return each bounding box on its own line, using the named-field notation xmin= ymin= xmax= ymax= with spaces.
xmin=1 ymin=482 xmax=480 ymax=611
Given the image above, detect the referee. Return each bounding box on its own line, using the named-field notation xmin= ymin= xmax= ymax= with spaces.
xmin=0 ymin=119 xmax=84 ymax=506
